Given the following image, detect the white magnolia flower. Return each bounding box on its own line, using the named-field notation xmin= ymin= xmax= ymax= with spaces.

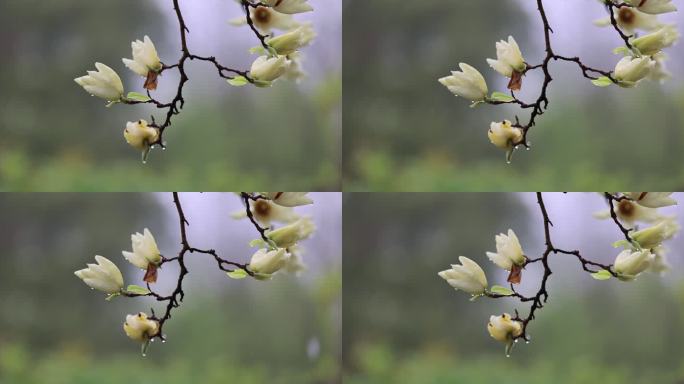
xmin=438 ymin=256 xmax=488 ymax=295
xmin=487 ymin=313 xmax=523 ymax=343
xmin=231 ymin=6 xmax=299 ymax=32
xmin=263 ymin=0 xmax=313 ymax=14
xmin=486 ymin=36 xmax=526 ymax=78
xmin=263 ymin=192 xmax=313 ymax=207
xmin=593 ymin=198 xmax=664 ymax=225
xmin=632 ymin=24 xmax=679 ymax=55
xmin=486 ymin=229 xmax=525 ymax=271
xmin=488 ymin=120 xmax=523 ymax=161
xmin=250 ymin=55 xmax=290 ymax=82
xmin=626 ymin=0 xmax=677 ymax=15
xmin=267 ymin=24 xmax=315 ymax=55
xmin=594 ymin=7 xmax=662 ymax=33
xmin=649 ymin=245 xmax=670 ymax=273
xmin=74 ymin=255 xmax=124 ymax=294
xmin=122 ymin=228 xmax=162 ymax=269
xmin=625 ymin=192 xmax=677 ymax=208
xmin=614 ymin=56 xmax=655 ymax=87
xmin=631 ymin=218 xmax=679 ymax=249
xmin=248 ymin=248 xmax=290 ymax=275
xmin=122 ymin=36 xmax=162 ymax=77
xmin=123 ymin=312 xmax=159 ymax=342
xmin=124 ymin=120 xmax=159 ymax=160
xmin=614 ymin=249 xmax=654 ymax=280
xmin=267 ymin=217 xmax=315 ymax=248
xmin=74 ymin=62 xmax=124 ymax=102
xmin=438 ymin=63 xmax=488 ymax=102
xmin=649 ymin=52 xmax=672 ymax=83
xmin=231 ymin=199 xmax=299 ymax=225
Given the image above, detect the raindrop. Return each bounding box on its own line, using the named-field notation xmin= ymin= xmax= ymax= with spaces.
xmin=161 ymin=339 xmax=166 ymax=343
xmin=526 ymin=147 xmax=531 ymax=151
xmin=514 ymin=339 xmax=519 ymax=343
xmin=506 ymin=354 xmax=511 ymax=358
xmin=526 ymin=341 xmax=530 ymax=344
xmin=142 ymin=353 xmax=147 ymax=357
xmin=506 ymin=160 xmax=512 ymax=164
xmin=142 ymin=160 xmax=147 ymax=164
xmin=162 ymin=147 xmax=167 ymax=151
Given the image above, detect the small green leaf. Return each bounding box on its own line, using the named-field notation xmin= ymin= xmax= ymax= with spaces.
xmin=126 ymin=92 xmax=151 ymax=102
xmin=249 ymin=46 xmax=267 ymax=55
xmin=126 ymin=285 xmax=150 ymax=295
xmin=249 ymin=239 xmax=267 ymax=247
xmin=227 ymin=76 xmax=249 ymax=87
xmin=489 ymin=91 xmax=515 ymax=103
xmin=613 ymin=46 xmax=630 ymax=55
xmin=490 ymin=285 xmax=514 ymax=296
xmin=591 ymin=76 xmax=613 ymax=87
xmin=227 ymin=269 xmax=248 ymax=279
xmin=105 ymin=292 xmax=121 ymax=301
xmin=591 ymin=269 xmax=612 ymax=280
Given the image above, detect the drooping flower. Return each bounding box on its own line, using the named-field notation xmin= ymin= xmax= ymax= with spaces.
xmin=624 ymin=192 xmax=677 ymax=208
xmin=592 ymin=198 xmax=664 ymax=225
xmin=262 ymin=0 xmax=313 ymax=14
xmin=263 ymin=192 xmax=313 ymax=207
xmin=614 ymin=56 xmax=656 ymax=87
xmin=486 ymin=229 xmax=526 ymax=270
xmin=438 ymin=256 xmax=488 ymax=295
xmin=438 ymin=63 xmax=489 ymax=102
xmin=123 ymin=120 xmax=159 ymax=161
xmin=74 ymin=255 xmax=124 ymax=294
xmin=487 ymin=313 xmax=523 ymax=343
xmin=232 ymin=198 xmax=299 ymax=225
xmin=123 ymin=312 xmax=159 ymax=342
xmin=594 ymin=7 xmax=662 ymax=33
xmin=230 ymin=6 xmax=299 ymax=32
xmin=122 ymin=36 xmax=163 ymax=90
xmin=626 ymin=0 xmax=677 ymax=15
xmin=614 ymin=249 xmax=654 ymax=280
xmin=248 ymin=248 xmax=290 ymax=276
xmin=488 ymin=120 xmax=523 ymax=162
xmin=632 ymin=24 xmax=679 ymax=55
xmin=250 ymin=55 xmax=290 ymax=82
xmin=74 ymin=62 xmax=124 ymax=102
xmin=267 ymin=24 xmax=315 ymax=55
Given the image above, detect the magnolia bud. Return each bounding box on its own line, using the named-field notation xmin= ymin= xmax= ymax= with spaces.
xmin=631 ymin=219 xmax=679 ymax=249
xmin=124 ymin=120 xmax=159 ymax=161
xmin=438 ymin=63 xmax=489 ymax=102
xmin=263 ymin=192 xmax=313 ymax=207
xmin=248 ymin=248 xmax=290 ymax=276
xmin=487 ymin=313 xmax=523 ymax=343
xmin=614 ymin=249 xmax=654 ymax=280
xmin=263 ymin=0 xmax=313 ymax=14
xmin=486 ymin=229 xmax=525 ymax=271
xmin=625 ymin=192 xmax=677 ymax=208
xmin=614 ymin=56 xmax=656 ymax=87
xmin=122 ymin=228 xmax=162 ymax=269
xmin=74 ymin=62 xmax=124 ymax=102
xmin=123 ymin=312 xmax=159 ymax=342
xmin=267 ymin=217 xmax=315 ymax=248
xmin=438 ymin=256 xmax=488 ymax=295
xmin=626 ymin=0 xmax=677 ymax=15
xmin=267 ymin=24 xmax=315 ymax=55
xmin=250 ymin=55 xmax=289 ymax=82
xmin=487 ymin=36 xmax=526 ymax=78
xmin=632 ymin=25 xmax=679 ymax=55
xmin=74 ymin=255 xmax=124 ymax=294
xmin=123 ymin=36 xmax=162 ymax=77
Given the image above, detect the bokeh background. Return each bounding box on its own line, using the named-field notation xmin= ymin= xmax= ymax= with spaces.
xmin=0 ymin=192 xmax=341 ymax=383
xmin=344 ymin=192 xmax=684 ymax=383
xmin=0 ymin=0 xmax=341 ymax=191
xmin=343 ymin=0 xmax=684 ymax=191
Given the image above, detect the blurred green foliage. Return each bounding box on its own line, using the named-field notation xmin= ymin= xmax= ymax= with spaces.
xmin=342 ymin=0 xmax=684 ymax=191
xmin=0 ymin=194 xmax=341 ymax=383
xmin=0 ymin=0 xmax=340 ymax=191
xmin=343 ymin=193 xmax=684 ymax=383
